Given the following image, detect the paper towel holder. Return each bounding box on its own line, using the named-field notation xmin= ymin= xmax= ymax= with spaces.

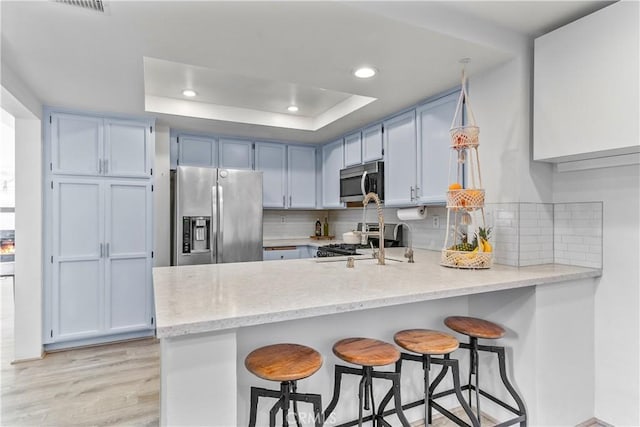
xmin=396 ymin=206 xmax=427 ymax=221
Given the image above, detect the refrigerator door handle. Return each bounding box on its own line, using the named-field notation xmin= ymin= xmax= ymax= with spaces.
xmin=218 ymin=184 xmax=224 ymax=263
xmin=211 ymin=185 xmax=217 ymax=264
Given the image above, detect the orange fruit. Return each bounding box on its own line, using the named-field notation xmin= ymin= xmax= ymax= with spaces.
xmin=448 ymin=183 xmax=462 ymax=190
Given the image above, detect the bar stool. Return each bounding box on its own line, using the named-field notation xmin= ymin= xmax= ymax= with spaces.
xmin=443 ymin=316 xmax=527 ymax=426
xmin=377 ymin=329 xmax=480 ymax=427
xmin=245 ymin=343 xmax=324 ymax=427
xmin=324 ymin=337 xmax=410 ymax=427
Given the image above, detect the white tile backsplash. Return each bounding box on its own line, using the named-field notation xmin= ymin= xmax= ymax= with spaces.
xmin=262 ymin=201 xmax=603 ymax=270
xmin=553 ymin=202 xmax=603 ymax=268
xmin=263 ymin=210 xmax=329 ymax=239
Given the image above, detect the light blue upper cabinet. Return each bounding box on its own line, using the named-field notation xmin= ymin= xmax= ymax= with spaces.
xmin=50 ymin=113 xmax=153 ymax=179
xmin=104 ymin=119 xmax=152 ymax=178
xmin=219 ymin=138 xmax=254 ymax=170
xmin=322 ymin=139 xmax=344 ymax=208
xmin=51 ymin=113 xmax=103 ymax=176
xmin=383 ymin=111 xmax=417 ymax=206
xmin=416 ymin=92 xmax=457 ymax=204
xmin=178 ymin=135 xmax=217 ymax=167
xmin=344 ymin=132 xmax=362 ymax=166
xmin=255 ymin=142 xmax=287 ymax=208
xmin=362 ymin=124 xmax=383 ymax=162
xmin=287 ymin=146 xmax=316 ymax=208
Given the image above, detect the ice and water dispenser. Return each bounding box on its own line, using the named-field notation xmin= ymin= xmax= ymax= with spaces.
xmin=181 ymin=216 xmax=211 ymax=254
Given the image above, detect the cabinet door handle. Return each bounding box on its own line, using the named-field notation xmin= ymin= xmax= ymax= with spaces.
xmin=410 ymin=186 xmax=415 ymax=201
xmin=99 ymin=243 xmax=104 ymax=258
xmin=104 ymin=159 xmax=109 ymax=174
xmin=289 ymin=195 xmax=292 ymax=207
xmin=283 ymin=195 xmax=285 ymax=207
xmin=415 ymin=186 xmax=420 ymax=200
xmin=105 ymin=243 xmax=110 ymax=258
xmin=98 ymin=159 xmax=103 ymax=174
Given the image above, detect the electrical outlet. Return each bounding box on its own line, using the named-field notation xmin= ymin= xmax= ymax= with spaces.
xmin=432 ymin=215 xmax=440 ymax=228
xmin=281 ymin=216 xmax=286 ymax=223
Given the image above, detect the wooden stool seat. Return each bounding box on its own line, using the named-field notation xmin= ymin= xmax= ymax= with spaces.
xmin=245 ymin=343 xmax=322 ymax=382
xmin=332 ymin=337 xmax=400 ymax=367
xmin=444 ymin=316 xmax=505 ymax=339
xmin=394 ymin=329 xmax=460 ymax=355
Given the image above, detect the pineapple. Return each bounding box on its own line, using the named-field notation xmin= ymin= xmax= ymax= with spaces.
xmin=450 ymin=242 xmax=474 ymax=252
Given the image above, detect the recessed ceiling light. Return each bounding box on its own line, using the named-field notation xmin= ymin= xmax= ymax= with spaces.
xmin=287 ymin=105 xmax=299 ymax=112
xmin=182 ymin=89 xmax=197 ymax=97
xmin=354 ymin=67 xmax=377 ymax=79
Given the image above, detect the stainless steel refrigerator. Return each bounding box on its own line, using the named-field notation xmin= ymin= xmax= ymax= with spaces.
xmin=172 ymin=166 xmax=263 ymax=266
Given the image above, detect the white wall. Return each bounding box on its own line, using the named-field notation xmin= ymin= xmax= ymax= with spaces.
xmin=2 ymin=65 xmax=44 ymax=360
xmin=470 ymin=55 xmax=553 ymax=204
xmin=154 ymin=125 xmax=171 ymax=267
xmin=13 ymin=117 xmax=43 ymax=360
xmin=553 ymin=164 xmax=640 ymax=425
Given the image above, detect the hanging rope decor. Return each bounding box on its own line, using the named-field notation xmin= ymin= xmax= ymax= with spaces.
xmin=441 ymin=64 xmax=493 ymax=269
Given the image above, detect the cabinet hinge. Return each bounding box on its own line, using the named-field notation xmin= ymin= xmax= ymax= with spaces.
xmin=150 ymin=126 xmax=153 ymax=133
xmin=50 ymin=329 xmax=53 ymax=338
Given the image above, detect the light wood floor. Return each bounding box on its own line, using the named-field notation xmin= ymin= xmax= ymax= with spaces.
xmin=1 ymin=277 xmax=493 ymax=426
xmin=1 ymin=277 xmax=159 ymax=426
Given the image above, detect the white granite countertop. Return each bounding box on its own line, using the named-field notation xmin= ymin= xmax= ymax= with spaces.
xmin=153 ymin=248 xmax=601 ymax=338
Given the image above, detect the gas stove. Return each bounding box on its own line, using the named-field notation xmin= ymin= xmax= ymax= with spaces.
xmin=316 ymin=244 xmax=366 ymax=258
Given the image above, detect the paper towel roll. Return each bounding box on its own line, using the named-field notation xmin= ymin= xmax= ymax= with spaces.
xmin=396 ymin=206 xmax=427 ymax=221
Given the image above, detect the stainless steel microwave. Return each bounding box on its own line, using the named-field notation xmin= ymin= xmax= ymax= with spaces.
xmin=340 ymin=161 xmax=384 ymax=202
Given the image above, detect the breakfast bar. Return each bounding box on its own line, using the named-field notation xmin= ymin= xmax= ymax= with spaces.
xmin=153 ymin=248 xmax=601 ymax=426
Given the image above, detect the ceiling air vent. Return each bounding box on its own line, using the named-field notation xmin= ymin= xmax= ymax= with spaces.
xmin=53 ymin=0 xmax=105 ymax=13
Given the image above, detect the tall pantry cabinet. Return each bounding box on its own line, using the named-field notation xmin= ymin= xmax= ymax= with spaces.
xmin=44 ymin=111 xmax=155 ymax=348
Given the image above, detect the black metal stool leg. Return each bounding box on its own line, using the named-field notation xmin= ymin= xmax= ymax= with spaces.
xmin=249 ymin=387 xmax=260 ymax=427
xmin=270 ymin=396 xmax=283 ymax=427
xmin=447 ymin=357 xmax=480 ymax=427
xmin=376 ymin=358 xmax=402 ymax=418
xmin=429 ymin=353 xmax=451 ymax=394
xmin=281 ymin=382 xmax=291 ymax=427
xmin=390 ymin=372 xmax=411 ymax=427
xmin=290 ymin=382 xmax=302 ymax=427
xmin=424 ymin=355 xmax=431 ymax=426
xmin=325 ymin=365 xmax=362 ymax=422
xmin=358 ymin=371 xmax=366 ymax=427
xmin=309 ymin=394 xmax=324 ymax=427
xmin=494 ymin=346 xmax=527 ymax=427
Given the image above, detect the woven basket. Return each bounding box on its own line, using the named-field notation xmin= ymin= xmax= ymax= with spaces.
xmin=440 ymin=249 xmax=493 ymax=269
xmin=446 ymin=189 xmax=485 ymax=210
xmin=450 ymin=126 xmax=479 ymax=148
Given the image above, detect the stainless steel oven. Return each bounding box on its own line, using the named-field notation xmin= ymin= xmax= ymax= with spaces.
xmin=340 ymin=161 xmax=384 ymax=202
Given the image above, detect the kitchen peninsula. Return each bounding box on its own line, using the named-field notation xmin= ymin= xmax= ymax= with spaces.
xmin=153 ymin=248 xmax=601 ymax=426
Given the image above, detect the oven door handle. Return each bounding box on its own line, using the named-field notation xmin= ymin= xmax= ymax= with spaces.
xmin=361 ymin=171 xmax=368 ymax=197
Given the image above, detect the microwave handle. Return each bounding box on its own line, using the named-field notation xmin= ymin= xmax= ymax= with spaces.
xmin=361 ymin=171 xmax=368 ymax=197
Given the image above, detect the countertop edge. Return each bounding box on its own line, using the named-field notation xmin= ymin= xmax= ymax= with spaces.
xmin=155 ymin=267 xmax=601 ymax=339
